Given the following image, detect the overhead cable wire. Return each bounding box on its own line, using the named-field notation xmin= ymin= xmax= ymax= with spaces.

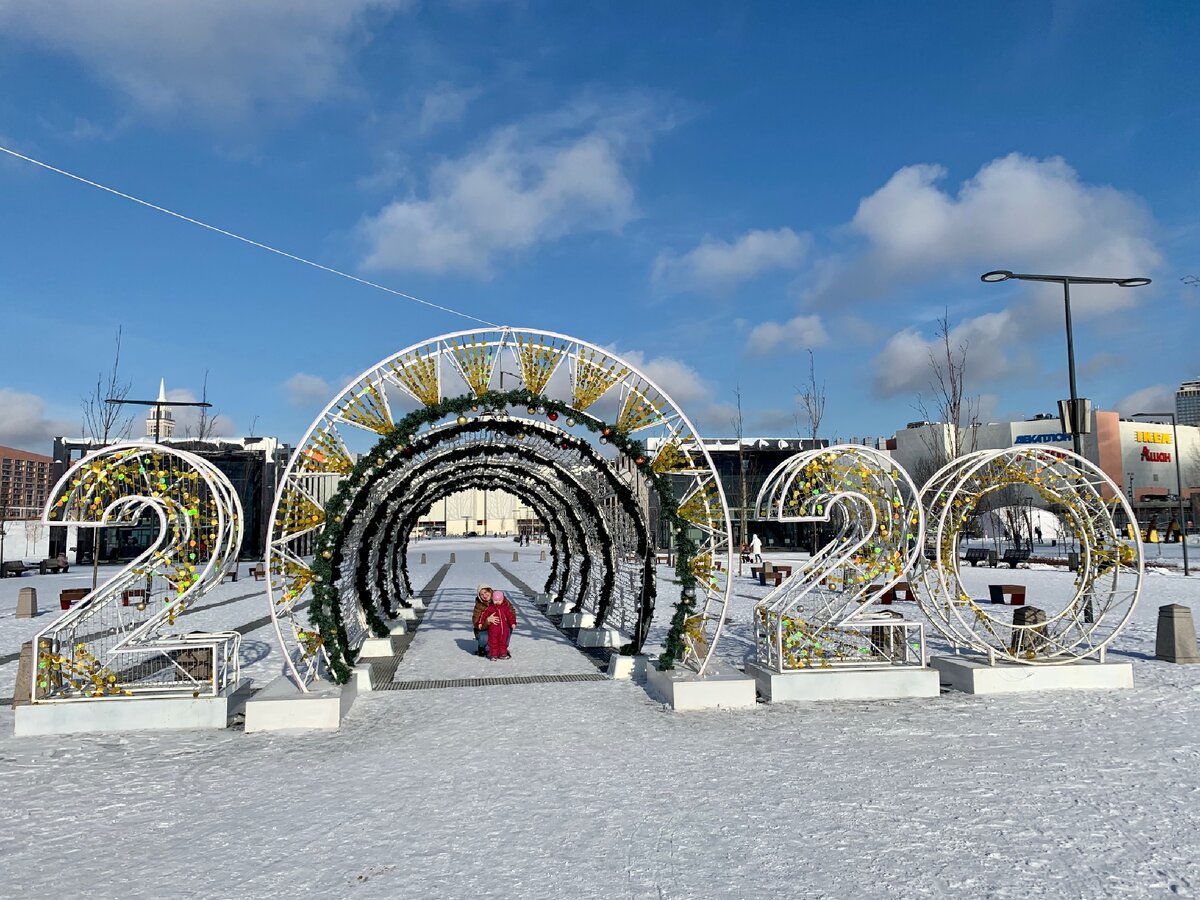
xmin=0 ymin=143 xmax=500 ymax=328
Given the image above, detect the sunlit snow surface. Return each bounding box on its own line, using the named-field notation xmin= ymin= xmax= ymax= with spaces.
xmin=1 ymin=537 xmax=1198 ymax=898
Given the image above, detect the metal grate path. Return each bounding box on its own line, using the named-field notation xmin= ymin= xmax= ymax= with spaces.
xmin=381 ymin=673 xmax=607 ymax=691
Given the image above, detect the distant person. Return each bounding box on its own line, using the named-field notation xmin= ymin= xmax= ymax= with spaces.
xmin=750 ymin=533 xmax=763 ymax=564
xmin=1034 ymin=525 xmax=1042 ymax=545
xmin=475 ymin=587 xmax=516 ymax=660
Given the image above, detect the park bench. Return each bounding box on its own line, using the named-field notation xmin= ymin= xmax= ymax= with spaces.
xmin=878 ymin=580 xmax=915 ymax=605
xmin=1 ymin=560 xmax=31 ymax=577
xmin=249 ymin=562 xmax=266 ymax=581
xmin=1001 ymin=548 xmax=1031 ymax=569
xmin=122 ymin=588 xmax=146 ymax=607
xmin=222 ymin=568 xmax=239 ymax=583
xmin=38 ymin=558 xmax=69 ymax=574
xmin=752 ymin=563 xmax=785 ymax=587
xmin=964 ymin=548 xmax=998 ymax=568
xmin=60 ymin=587 xmax=90 ymax=610
xmin=655 ymin=551 xmax=673 ymax=566
xmin=988 ymin=584 xmax=1026 ymax=605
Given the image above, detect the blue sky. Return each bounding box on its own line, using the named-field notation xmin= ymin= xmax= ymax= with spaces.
xmin=0 ymin=1 xmax=1197 ymax=452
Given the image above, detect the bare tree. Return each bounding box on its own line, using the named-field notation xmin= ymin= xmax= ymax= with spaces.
xmin=80 ymin=326 xmax=134 ymax=587
xmin=913 ymin=311 xmax=981 ymax=479
xmin=795 ymin=349 xmax=826 ymax=446
xmin=794 ymin=349 xmax=826 ymax=555
xmin=731 ymin=385 xmax=749 ymax=576
xmin=186 ymin=369 xmax=221 ymax=441
xmin=82 ymin=326 xmax=135 ymax=445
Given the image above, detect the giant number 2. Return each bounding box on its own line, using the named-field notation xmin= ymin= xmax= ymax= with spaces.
xmin=752 ymin=445 xmax=926 ymax=670
xmin=32 ymin=442 xmax=244 ymax=702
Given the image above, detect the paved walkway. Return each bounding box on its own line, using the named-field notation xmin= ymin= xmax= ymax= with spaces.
xmin=391 ymin=547 xmax=600 ymax=683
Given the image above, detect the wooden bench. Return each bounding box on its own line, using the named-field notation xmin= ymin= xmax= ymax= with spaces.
xmin=988 ymin=583 xmax=1026 ymax=605
xmin=60 ymin=587 xmax=90 ymax=610
xmin=122 ymin=588 xmax=146 ymax=607
xmin=655 ymin=551 xmax=673 ymax=566
xmin=963 ymin=548 xmax=997 ymax=568
xmin=249 ymin=562 xmax=266 ymax=581
xmin=222 ymin=568 xmax=239 ymax=583
xmin=752 ymin=564 xmax=784 ymax=587
xmin=38 ymin=558 xmax=69 ymax=574
xmin=878 ymin=580 xmax=915 ymax=604
xmin=1002 ymin=548 xmax=1031 ymax=569
xmin=1 ymin=560 xmax=32 ymax=577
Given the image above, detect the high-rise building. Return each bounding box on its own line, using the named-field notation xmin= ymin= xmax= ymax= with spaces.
xmin=0 ymin=445 xmax=55 ymax=520
xmin=1177 ymin=378 xmax=1200 ymax=427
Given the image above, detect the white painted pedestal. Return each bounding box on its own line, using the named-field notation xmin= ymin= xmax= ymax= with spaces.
xmin=546 ymin=601 xmax=569 ymax=616
xmin=930 ymin=656 xmax=1134 ymax=695
xmin=244 ymin=676 xmax=356 ymax=732
xmin=561 ymin=612 xmax=595 ymax=629
xmin=358 ymin=636 xmax=395 ymax=658
xmin=744 ymin=661 xmax=940 ymax=703
xmin=14 ymin=681 xmax=251 ymax=736
xmin=643 ymin=661 xmax=757 ymax=711
xmin=350 ymin=664 xmax=374 ymax=691
xmin=532 ymin=593 xmax=549 ymax=608
xmin=607 ymin=653 xmax=649 ymax=682
xmin=577 ymin=626 xmax=621 ymax=648
xmin=395 ymin=607 xmax=418 ymax=621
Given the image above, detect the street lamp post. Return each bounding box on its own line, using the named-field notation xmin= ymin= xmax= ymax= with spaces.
xmin=1133 ymin=412 xmax=1190 ymax=576
xmin=982 ymin=271 xmax=1151 ymax=458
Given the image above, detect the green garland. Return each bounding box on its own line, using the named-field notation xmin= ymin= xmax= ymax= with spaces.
xmin=306 ymin=388 xmax=702 ymax=683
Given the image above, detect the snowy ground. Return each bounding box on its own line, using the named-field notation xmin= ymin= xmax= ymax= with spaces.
xmin=1 ymin=537 xmax=1199 ymax=898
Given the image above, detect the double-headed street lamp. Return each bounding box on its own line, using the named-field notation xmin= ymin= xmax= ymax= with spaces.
xmin=1132 ymin=412 xmax=1190 ymax=577
xmin=981 ymin=270 xmax=1151 ymax=458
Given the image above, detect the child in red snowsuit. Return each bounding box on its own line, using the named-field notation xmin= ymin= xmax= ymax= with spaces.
xmin=475 ymin=590 xmax=516 ymax=660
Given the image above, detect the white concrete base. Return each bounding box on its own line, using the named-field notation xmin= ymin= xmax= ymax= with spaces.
xmin=546 ymin=600 xmax=569 ymax=615
xmin=14 ymin=681 xmax=250 ymax=736
xmin=358 ymin=636 xmax=395 ymax=658
xmin=532 ymin=593 xmax=549 ymax=608
xmin=744 ymin=661 xmax=940 ymax=703
xmin=388 ymin=619 xmax=408 ymax=635
xmin=409 ymin=596 xmax=426 ymax=610
xmin=930 ymin=655 xmax=1134 ymax=695
xmin=561 ymin=612 xmax=596 ymax=629
xmin=577 ymin=626 xmax=621 ymax=648
xmin=643 ymin=662 xmax=757 ymax=711
xmin=350 ymin=664 xmax=374 ymax=691
xmin=244 ymin=676 xmax=356 ymax=732
xmin=395 ymin=607 xmax=418 ymax=621
xmin=607 ymin=653 xmax=649 ymax=682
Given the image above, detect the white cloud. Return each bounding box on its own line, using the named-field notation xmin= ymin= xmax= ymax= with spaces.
xmin=653 ymin=228 xmax=810 ymax=294
xmin=809 ymin=154 xmax=1161 ymax=316
xmin=418 ymin=82 xmax=479 ymax=135
xmin=744 ymin=314 xmax=828 ymax=356
xmin=359 ymin=99 xmax=659 ymax=276
xmin=0 ymin=1 xmax=412 ymax=124
xmin=0 ymin=388 xmax=75 ymax=452
xmin=284 ymin=373 xmax=333 ymax=407
xmin=1114 ymin=384 xmax=1176 ymax=418
xmin=871 ymin=310 xmax=1022 ymax=398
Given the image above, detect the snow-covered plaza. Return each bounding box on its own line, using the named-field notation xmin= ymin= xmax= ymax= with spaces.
xmin=1 ymin=536 xmax=1198 ymax=898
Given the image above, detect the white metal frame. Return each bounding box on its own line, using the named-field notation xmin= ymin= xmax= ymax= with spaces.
xmin=266 ymin=327 xmax=734 ymax=689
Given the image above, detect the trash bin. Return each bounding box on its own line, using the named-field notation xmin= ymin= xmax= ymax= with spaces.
xmin=1067 ymin=551 xmax=1079 ymax=572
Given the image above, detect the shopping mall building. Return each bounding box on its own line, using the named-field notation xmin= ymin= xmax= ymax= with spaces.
xmin=891 ymin=411 xmax=1199 ymax=532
